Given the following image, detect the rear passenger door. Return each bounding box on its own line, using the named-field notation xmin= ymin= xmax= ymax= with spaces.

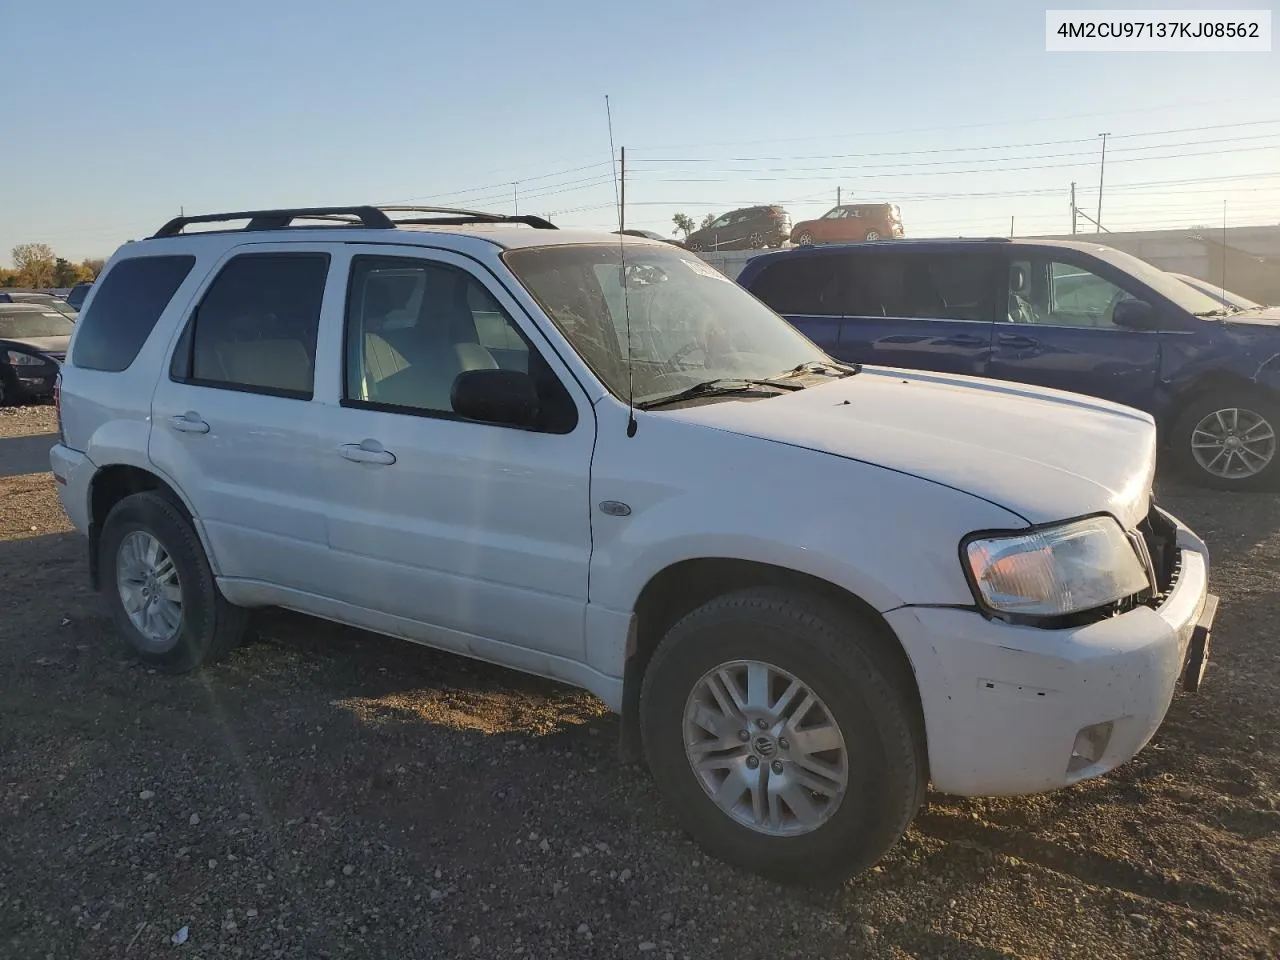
xmin=836 ymin=251 xmax=999 ymax=376
xmin=148 ymin=244 xmax=339 ymax=593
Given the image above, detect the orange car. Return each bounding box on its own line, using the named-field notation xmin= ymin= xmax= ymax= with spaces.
xmin=790 ymin=203 xmax=904 ymax=245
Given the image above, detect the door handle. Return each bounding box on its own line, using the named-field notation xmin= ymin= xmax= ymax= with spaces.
xmin=168 ymin=413 xmax=210 ymax=434
xmin=998 ymin=333 xmax=1039 ymax=348
xmin=939 ymin=333 xmax=988 ymax=347
xmin=339 ymin=442 xmax=396 ymax=466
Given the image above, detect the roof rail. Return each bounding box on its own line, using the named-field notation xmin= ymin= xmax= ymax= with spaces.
xmin=380 ymin=205 xmax=557 ymax=230
xmin=152 ymin=206 xmax=396 ymax=238
xmin=151 ymin=204 xmax=557 ymax=238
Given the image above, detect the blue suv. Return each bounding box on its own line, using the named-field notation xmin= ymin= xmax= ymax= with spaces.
xmin=738 ymin=238 xmax=1280 ymax=490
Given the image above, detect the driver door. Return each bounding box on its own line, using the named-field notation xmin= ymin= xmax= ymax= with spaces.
xmin=987 ymin=254 xmax=1163 ymax=411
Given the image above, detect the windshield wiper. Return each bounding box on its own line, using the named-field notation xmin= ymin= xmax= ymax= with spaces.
xmin=784 ymin=359 xmax=861 ymax=377
xmin=637 ymin=377 xmax=804 ymax=410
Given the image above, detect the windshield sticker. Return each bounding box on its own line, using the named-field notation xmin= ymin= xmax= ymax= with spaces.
xmin=680 ymin=258 xmax=732 ymax=283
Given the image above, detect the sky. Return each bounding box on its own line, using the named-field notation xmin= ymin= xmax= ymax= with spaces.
xmin=2 ymin=0 xmax=1278 ymax=266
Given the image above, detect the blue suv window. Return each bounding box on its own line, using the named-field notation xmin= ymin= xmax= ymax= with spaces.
xmin=1007 ymin=258 xmax=1136 ymax=328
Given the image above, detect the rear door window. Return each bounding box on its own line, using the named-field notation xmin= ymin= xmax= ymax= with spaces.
xmin=747 ymin=257 xmax=845 ymax=316
xmin=71 ymin=256 xmax=196 ymax=371
xmin=843 ymin=254 xmax=996 ymax=322
xmin=171 ymin=253 xmax=328 ymax=398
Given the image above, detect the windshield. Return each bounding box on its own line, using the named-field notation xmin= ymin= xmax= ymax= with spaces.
xmin=504 ymin=244 xmax=828 ymax=405
xmin=1173 ymin=273 xmax=1262 ymax=310
xmin=1086 ymin=246 xmax=1228 ymax=315
xmin=0 ymin=310 xmax=75 ymax=338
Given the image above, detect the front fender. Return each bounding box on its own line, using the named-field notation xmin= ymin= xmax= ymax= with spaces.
xmin=587 ymin=408 xmax=1025 ymax=618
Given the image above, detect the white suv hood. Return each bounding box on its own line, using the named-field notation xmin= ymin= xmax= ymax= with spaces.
xmin=666 ymin=367 xmax=1157 ymax=528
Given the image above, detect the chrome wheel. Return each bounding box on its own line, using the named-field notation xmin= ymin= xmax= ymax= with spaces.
xmin=748 ymin=232 xmax=764 ymax=248
xmin=116 ymin=531 xmax=183 ymax=648
xmin=683 ymin=659 xmax=848 ymax=837
xmin=796 ymin=233 xmax=814 ymax=246
xmin=1190 ymin=406 xmax=1276 ymax=479
xmin=864 ymin=230 xmax=881 ymax=241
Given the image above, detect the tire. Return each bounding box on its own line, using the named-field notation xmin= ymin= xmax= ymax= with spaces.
xmin=748 ymin=232 xmax=764 ymax=249
xmin=640 ymin=587 xmax=925 ymax=884
xmin=1170 ymin=389 xmax=1280 ymax=491
xmin=100 ymin=491 xmax=248 ymax=671
xmin=795 ymin=232 xmax=814 ymax=246
xmin=864 ymin=230 xmax=881 ymax=241
xmin=687 ymin=240 xmax=703 ymax=252
xmin=0 ymin=370 xmax=18 ymax=406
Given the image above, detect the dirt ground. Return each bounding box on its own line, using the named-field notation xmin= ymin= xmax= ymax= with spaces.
xmin=1 ymin=404 xmax=1277 ymax=960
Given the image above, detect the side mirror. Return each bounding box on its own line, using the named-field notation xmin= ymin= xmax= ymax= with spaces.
xmin=1112 ymin=298 xmax=1160 ymax=331
xmin=451 ymin=368 xmax=540 ymax=428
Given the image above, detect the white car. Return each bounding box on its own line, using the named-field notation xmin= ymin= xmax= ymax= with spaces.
xmin=50 ymin=205 xmax=1217 ymax=883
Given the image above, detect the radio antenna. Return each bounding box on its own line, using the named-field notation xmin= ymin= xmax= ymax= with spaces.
xmin=606 ymin=94 xmax=637 ymax=437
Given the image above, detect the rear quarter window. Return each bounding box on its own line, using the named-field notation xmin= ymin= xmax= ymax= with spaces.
xmin=72 ymin=255 xmax=196 ymax=372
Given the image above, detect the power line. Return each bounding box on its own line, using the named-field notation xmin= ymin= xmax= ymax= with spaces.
xmin=631 ymin=96 xmax=1280 ymax=152
xmin=628 ymin=143 xmax=1280 ymax=184
xmin=632 ymin=119 xmax=1280 ymax=164
xmin=627 ymin=132 xmax=1280 ymax=177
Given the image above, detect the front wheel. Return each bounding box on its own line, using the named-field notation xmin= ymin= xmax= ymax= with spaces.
xmin=640 ymin=588 xmax=925 ymax=884
xmin=101 ymin=491 xmax=248 ymax=671
xmin=1171 ymin=390 xmax=1280 ymax=490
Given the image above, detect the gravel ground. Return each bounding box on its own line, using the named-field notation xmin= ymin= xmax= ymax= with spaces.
xmin=0 ymin=403 xmax=57 ymax=440
xmin=1 ymin=403 xmax=1277 ymax=959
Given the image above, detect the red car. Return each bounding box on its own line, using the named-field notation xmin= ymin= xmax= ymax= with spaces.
xmin=790 ymin=203 xmax=904 ymax=245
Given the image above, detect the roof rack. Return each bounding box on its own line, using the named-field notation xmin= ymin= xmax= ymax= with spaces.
xmin=378 ymin=205 xmax=557 ymax=230
xmin=150 ymin=204 xmax=557 ymax=238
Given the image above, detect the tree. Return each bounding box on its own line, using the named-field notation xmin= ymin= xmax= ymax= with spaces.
xmin=699 ymin=214 xmax=716 ymax=230
xmin=672 ymin=213 xmax=695 ymax=239
xmin=80 ymin=257 xmax=106 ymax=279
xmin=53 ymin=258 xmax=80 ymax=288
xmin=12 ymin=243 xmax=57 ymax=288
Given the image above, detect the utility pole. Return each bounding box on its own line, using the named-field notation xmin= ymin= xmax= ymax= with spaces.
xmin=619 ymin=146 xmax=626 ymax=232
xmin=1096 ymin=133 xmax=1110 ymax=234
xmin=1009 ymin=216 xmax=1015 ymax=238
xmin=1070 ymin=182 xmax=1077 ymax=235
xmin=837 ymin=186 xmax=841 ymax=207
xmin=512 ymin=183 xmax=519 ymax=215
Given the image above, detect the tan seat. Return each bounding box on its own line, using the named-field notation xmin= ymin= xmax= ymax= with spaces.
xmin=214 ymin=339 xmax=313 ymax=394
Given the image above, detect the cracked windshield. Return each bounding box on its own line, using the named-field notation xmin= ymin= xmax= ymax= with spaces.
xmin=1 ymin=2 xmax=1276 ymax=959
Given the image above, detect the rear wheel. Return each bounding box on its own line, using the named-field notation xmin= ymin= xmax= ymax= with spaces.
xmin=795 ymin=232 xmax=815 ymax=246
xmin=101 ymin=491 xmax=248 ymax=671
xmin=864 ymin=230 xmax=882 ymax=241
xmin=1171 ymin=390 xmax=1280 ymax=490
xmin=640 ymin=588 xmax=925 ymax=884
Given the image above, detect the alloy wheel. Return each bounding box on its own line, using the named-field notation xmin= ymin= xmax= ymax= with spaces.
xmin=1191 ymin=406 xmax=1276 ymax=479
xmin=116 ymin=531 xmax=184 ymax=648
xmin=683 ymin=659 xmax=848 ymax=837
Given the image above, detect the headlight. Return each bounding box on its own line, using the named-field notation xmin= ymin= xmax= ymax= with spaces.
xmin=964 ymin=516 xmax=1150 ymax=619
xmin=5 ymin=350 xmax=43 ymax=366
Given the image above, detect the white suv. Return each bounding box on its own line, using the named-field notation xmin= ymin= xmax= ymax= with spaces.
xmin=51 ymin=205 xmax=1217 ymax=883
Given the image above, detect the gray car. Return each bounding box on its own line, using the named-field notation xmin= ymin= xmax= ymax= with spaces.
xmin=0 ymin=303 xmax=72 ymax=404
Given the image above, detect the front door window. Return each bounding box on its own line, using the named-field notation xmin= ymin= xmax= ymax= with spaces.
xmin=1007 ymin=259 xmax=1135 ymax=328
